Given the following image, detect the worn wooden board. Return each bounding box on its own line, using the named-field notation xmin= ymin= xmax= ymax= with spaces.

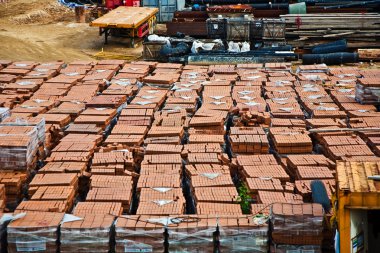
xmin=90 ymin=7 xmax=158 ymax=29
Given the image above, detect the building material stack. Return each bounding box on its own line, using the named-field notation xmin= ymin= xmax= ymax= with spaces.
xmin=280 ymin=13 xmax=380 ymax=49
xmin=270 ymin=203 xmax=324 ymax=252
xmin=60 ymin=214 xmax=115 ymax=253
xmin=7 ymin=212 xmax=65 ymax=253
xmin=115 ymin=215 xmax=166 ymax=252
xmin=355 ymin=73 xmax=380 ymax=105
xmin=0 ymin=59 xmax=379 ymax=253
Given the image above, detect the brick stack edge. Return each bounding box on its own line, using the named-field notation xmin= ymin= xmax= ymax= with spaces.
xmin=0 ymin=60 xmax=378 ymax=252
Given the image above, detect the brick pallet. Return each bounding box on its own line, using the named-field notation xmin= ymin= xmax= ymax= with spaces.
xmin=72 ymin=201 xmax=123 ymax=216
xmin=0 ymin=59 xmax=379 ymax=252
xmin=15 ymin=200 xmax=68 ymax=212
xmin=60 ymin=214 xmax=115 ymax=253
xmin=7 ymin=212 xmax=64 ymax=253
xmin=270 ymin=203 xmax=324 ymax=245
xmin=115 ymin=215 xmax=166 ymax=252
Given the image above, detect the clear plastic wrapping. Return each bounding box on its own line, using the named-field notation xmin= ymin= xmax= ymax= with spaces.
xmin=0 ymin=118 xmax=45 ymax=170
xmin=270 ymin=203 xmax=324 ymax=245
xmin=60 ymin=214 xmax=114 ymax=253
xmin=270 ymin=243 xmax=322 ymax=253
xmin=0 ymin=118 xmax=45 ymax=145
xmin=0 ymin=126 xmax=39 ymax=170
xmin=7 ymin=228 xmax=57 ymax=253
xmin=0 ymin=107 xmax=10 ymax=122
xmin=7 ymin=212 xmax=64 ymax=253
xmin=355 ymin=83 xmax=380 ymax=104
xmin=218 ymin=215 xmax=269 ymax=253
xmin=168 ymin=215 xmax=216 ymax=253
xmin=115 ymin=215 xmax=166 ymax=253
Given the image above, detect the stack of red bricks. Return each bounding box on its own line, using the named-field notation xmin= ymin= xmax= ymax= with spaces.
xmin=115 ymin=215 xmax=166 ymax=252
xmin=0 ymin=59 xmax=379 ymax=253
xmin=286 ymin=154 xmax=336 ymax=202
xmin=143 ymin=63 xmax=182 ymax=87
xmin=229 ymin=127 xmax=269 ymax=155
xmin=137 ymin=153 xmax=185 ymax=215
xmin=320 ymin=134 xmax=375 ymax=160
xmin=60 ymin=214 xmax=115 ymax=253
xmin=355 ymin=73 xmax=380 ymax=105
xmin=269 ymin=127 xmax=313 ymax=154
xmin=7 ymin=211 xmax=65 ymax=253
xmin=91 ymin=151 xmax=135 ymax=175
xmin=236 ymin=154 xmax=302 ymax=207
xmin=185 ymin=163 xmax=240 ymax=215
xmin=270 ymin=203 xmax=324 ymax=250
xmin=26 ymin=173 xmax=79 ymax=211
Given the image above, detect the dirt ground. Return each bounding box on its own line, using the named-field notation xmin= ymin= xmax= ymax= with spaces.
xmin=0 ymin=0 xmax=144 ymax=61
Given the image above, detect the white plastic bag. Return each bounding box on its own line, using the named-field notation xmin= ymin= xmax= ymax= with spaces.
xmin=241 ymin=41 xmax=250 ymax=52
xmin=228 ymin=41 xmax=240 ymax=52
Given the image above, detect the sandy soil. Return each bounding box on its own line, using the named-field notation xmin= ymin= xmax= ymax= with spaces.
xmin=0 ymin=0 xmax=144 ymax=61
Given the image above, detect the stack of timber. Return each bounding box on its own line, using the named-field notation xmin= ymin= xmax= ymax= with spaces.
xmin=280 ymin=13 xmax=380 ymax=49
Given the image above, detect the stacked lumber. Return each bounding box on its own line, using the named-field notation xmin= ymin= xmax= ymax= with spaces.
xmin=281 ymin=13 xmax=380 ymax=49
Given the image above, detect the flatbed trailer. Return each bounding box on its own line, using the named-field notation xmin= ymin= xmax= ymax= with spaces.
xmin=90 ymin=6 xmax=158 ymax=47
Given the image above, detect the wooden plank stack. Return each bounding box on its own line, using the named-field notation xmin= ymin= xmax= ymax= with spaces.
xmin=280 ymin=13 xmax=380 ymax=49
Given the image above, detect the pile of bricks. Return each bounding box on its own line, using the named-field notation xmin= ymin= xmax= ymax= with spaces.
xmin=355 ymin=76 xmax=380 ymax=105
xmin=72 ymin=201 xmax=123 ymax=216
xmin=0 ymin=59 xmax=380 ymax=252
xmin=269 ymin=127 xmax=313 ymax=154
xmin=115 ymin=215 xmax=166 ymax=252
xmin=270 ymin=203 xmax=324 ymax=246
xmin=137 ymin=158 xmax=185 ymax=215
xmin=91 ymin=151 xmax=135 ymax=175
xmin=60 ymin=214 xmax=115 ymax=253
xmin=229 ymin=127 xmax=269 ymax=154
xmin=7 ymin=211 xmax=65 ymax=253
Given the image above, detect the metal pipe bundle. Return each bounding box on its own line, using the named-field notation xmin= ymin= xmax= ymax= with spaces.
xmin=191 ymin=0 xmax=288 ymax=5
xmin=188 ymin=55 xmax=287 ymax=64
xmin=302 ymin=52 xmax=358 ymax=65
xmin=311 ymin=39 xmax=347 ymax=54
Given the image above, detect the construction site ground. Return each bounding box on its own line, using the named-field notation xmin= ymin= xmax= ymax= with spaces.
xmin=0 ymin=0 xmax=144 ymax=61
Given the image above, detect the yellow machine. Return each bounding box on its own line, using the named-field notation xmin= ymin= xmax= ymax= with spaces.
xmin=335 ymin=161 xmax=380 ymax=253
